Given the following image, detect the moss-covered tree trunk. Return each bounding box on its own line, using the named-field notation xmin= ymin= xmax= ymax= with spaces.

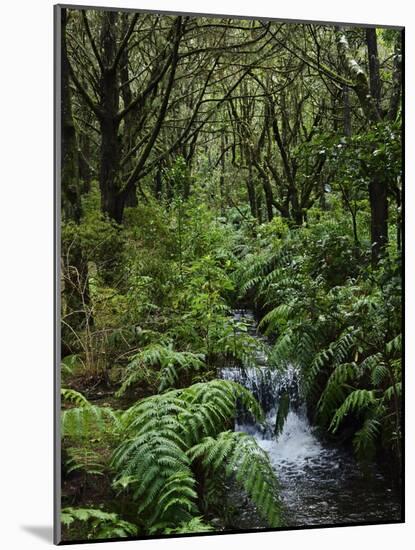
xmin=98 ymin=12 xmax=124 ymax=224
xmin=61 ymin=8 xmax=91 ymax=348
xmin=366 ymin=28 xmax=388 ymax=266
xmin=61 ymin=8 xmax=81 ymax=223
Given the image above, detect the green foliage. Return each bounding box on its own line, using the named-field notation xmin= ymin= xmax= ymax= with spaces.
xmin=61 ymin=507 xmax=137 ymax=539
xmin=61 ymin=355 xmax=85 ymax=382
xmin=116 ymin=343 xmax=205 ymax=396
xmin=237 ymin=215 xmax=402 ymax=462
xmin=210 ymin=318 xmax=265 ymax=367
xmin=162 ymin=516 xmax=214 ymax=534
xmin=62 ymin=198 xmax=124 ymax=281
xmin=326 ymin=123 xmax=402 ymax=189
xmin=189 ymin=431 xmax=281 ymax=527
xmin=61 ymin=388 xmax=120 ymax=441
xmin=111 ymin=379 xmax=279 ymax=532
xmin=65 ymin=447 xmax=107 ymax=477
xmin=329 ymin=390 xmax=377 ymax=432
xmin=61 ymin=388 xmax=90 ymax=408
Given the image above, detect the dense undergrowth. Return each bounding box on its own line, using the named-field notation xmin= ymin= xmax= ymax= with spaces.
xmin=61 ymin=186 xmax=402 ymax=539
xmin=59 ymin=10 xmax=402 ymax=540
xmin=61 ymin=191 xmax=286 ymax=539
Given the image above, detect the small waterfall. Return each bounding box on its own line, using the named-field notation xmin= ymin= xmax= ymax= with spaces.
xmin=219 ymin=310 xmax=401 ymax=527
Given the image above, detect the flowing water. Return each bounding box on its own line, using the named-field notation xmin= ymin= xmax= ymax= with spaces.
xmin=220 ymin=310 xmax=402 ymax=528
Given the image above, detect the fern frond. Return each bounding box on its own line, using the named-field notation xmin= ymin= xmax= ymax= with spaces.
xmin=162 ymin=516 xmax=213 ymax=534
xmin=236 ymin=251 xmax=275 ymax=297
xmin=329 ymin=389 xmax=377 ymax=433
xmin=386 ymin=334 xmax=402 ymax=356
xmin=189 ymin=431 xmax=281 ymax=527
xmin=259 ymin=304 xmax=293 ymax=333
xmin=270 ymin=330 xmax=295 ymax=364
xmin=383 ymin=382 xmax=402 ymax=403
xmin=111 ymin=380 xmax=267 ymax=530
xmin=61 ymin=389 xmax=120 ymax=440
xmin=65 ymin=447 xmax=107 ymax=477
xmin=61 ymin=388 xmax=90 ymax=408
xmin=317 ymin=362 xmax=358 ymax=423
xmin=61 ymin=507 xmax=137 ymax=539
xmin=353 ymin=414 xmax=381 ymax=460
xmin=305 ymin=347 xmax=333 ymax=394
xmin=331 ymin=329 xmax=357 ymax=365
xmin=117 ymin=344 xmax=205 ymax=396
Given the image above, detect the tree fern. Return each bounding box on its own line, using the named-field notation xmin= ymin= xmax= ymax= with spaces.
xmin=234 ymin=213 xmax=402 ymax=466
xmin=268 ymin=331 xmax=294 ymax=366
xmin=305 ymin=327 xmax=358 ymax=396
xmin=111 ymin=393 xmax=194 ymax=524
xmin=235 ymin=250 xmax=275 ymax=297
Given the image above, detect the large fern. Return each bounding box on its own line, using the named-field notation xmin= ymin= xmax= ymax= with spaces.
xmin=111 ymin=379 xmax=279 ymax=532
xmin=237 ymin=220 xmax=402 ymax=465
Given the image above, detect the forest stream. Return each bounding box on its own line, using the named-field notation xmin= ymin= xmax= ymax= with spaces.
xmin=220 ymin=310 xmax=402 ymax=528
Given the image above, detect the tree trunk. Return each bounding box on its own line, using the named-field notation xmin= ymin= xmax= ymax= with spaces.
xmin=246 ymin=164 xmax=257 ymax=219
xmin=263 ymin=181 xmax=274 ymax=222
xmin=61 ymin=8 xmax=91 ymax=342
xmin=243 ymin=144 xmax=257 ymax=218
xmin=120 ymin=13 xmax=138 ymax=209
xmin=366 ymin=28 xmax=388 ymax=265
xmin=343 ymin=84 xmax=352 ymax=138
xmin=99 ymin=114 xmax=123 ymax=222
xmin=61 ymin=8 xmax=81 ymax=223
xmin=366 ymin=28 xmax=382 ymax=116
xmin=219 ymin=132 xmax=226 ymax=214
xmin=388 ymin=33 xmax=402 ymax=121
xmin=154 ymin=166 xmax=163 ymax=200
xmin=369 ymin=180 xmax=388 ymax=266
xmin=98 ymin=12 xmax=124 ymax=223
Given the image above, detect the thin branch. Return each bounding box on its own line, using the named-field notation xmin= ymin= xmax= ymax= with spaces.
xmin=82 ymin=11 xmax=104 ymax=73
xmin=111 ymin=13 xmax=140 ymax=71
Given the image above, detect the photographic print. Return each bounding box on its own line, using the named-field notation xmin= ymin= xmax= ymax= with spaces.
xmin=55 ymin=4 xmax=404 ymax=544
